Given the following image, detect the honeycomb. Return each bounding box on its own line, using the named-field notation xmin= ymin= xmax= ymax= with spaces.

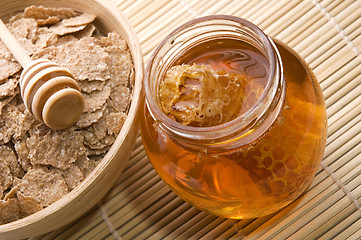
xmin=159 ymin=64 xmax=248 ymax=127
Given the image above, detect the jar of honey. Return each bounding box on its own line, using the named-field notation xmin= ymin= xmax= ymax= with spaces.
xmin=141 ymin=15 xmax=327 ymax=219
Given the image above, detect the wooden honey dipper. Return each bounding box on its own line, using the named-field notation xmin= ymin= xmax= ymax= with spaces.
xmin=0 ymin=18 xmax=84 ymax=130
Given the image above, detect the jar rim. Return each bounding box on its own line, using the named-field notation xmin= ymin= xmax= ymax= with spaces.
xmin=144 ymin=15 xmax=283 ymax=141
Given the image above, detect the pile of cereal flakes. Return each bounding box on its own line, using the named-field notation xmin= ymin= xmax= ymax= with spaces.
xmin=0 ymin=6 xmax=134 ymax=224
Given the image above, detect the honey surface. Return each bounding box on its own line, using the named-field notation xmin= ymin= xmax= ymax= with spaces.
xmin=141 ymin=39 xmax=327 ymax=219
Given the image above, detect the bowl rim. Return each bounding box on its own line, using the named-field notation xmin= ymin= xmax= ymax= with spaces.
xmin=0 ymin=0 xmax=144 ymax=236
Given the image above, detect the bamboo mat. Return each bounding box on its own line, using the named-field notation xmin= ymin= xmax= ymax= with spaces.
xmin=34 ymin=0 xmax=361 ymax=239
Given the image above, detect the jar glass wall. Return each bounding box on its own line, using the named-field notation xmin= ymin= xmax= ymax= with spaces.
xmin=141 ymin=15 xmax=327 ymax=219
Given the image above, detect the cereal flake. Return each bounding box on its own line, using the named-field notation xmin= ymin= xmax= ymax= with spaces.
xmin=76 ymin=105 xmax=105 ymax=129
xmin=49 ymin=21 xmax=87 ymax=36
xmin=0 ymin=59 xmax=21 ymax=82
xmin=0 ymin=199 xmax=22 ymax=224
xmin=0 ymin=101 xmax=37 ymax=144
xmin=57 ymin=165 xmax=84 ymax=190
xmin=53 ymin=39 xmax=110 ymax=80
xmin=78 ymin=79 xmax=106 ymax=93
xmin=0 ymin=77 xmax=19 ymax=100
xmin=0 ymin=145 xmax=23 ymax=179
xmin=27 ymin=127 xmax=86 ymax=170
xmin=35 ymin=16 xmax=60 ymax=26
xmin=0 ymin=6 xmax=134 ymax=223
xmin=13 ymin=138 xmax=31 ymax=172
xmin=24 ymin=6 xmax=77 ymax=20
xmin=106 ymin=111 xmax=127 ymax=135
xmin=17 ymin=191 xmax=43 ymax=216
xmin=108 ymin=85 xmax=131 ymax=113
xmin=73 ymin=24 xmax=96 ymax=39
xmin=18 ymin=168 xmax=69 ymax=207
xmin=62 ymin=13 xmax=96 ymax=27
xmin=83 ymin=86 xmax=111 ymax=113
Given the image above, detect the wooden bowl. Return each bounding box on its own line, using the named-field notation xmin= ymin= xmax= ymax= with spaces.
xmin=0 ymin=0 xmax=143 ymax=239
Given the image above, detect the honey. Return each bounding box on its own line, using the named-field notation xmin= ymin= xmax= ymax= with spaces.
xmin=141 ymin=16 xmax=327 ymax=219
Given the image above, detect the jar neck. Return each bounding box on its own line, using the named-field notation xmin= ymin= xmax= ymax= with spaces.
xmin=145 ymin=15 xmax=285 ymax=152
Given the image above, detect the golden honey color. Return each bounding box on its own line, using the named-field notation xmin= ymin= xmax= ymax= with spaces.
xmin=141 ymin=17 xmax=327 ymax=219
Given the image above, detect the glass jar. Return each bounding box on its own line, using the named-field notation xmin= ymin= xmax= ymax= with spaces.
xmin=141 ymin=15 xmax=327 ymax=219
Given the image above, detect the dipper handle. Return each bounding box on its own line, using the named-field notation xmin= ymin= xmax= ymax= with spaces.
xmin=0 ymin=18 xmax=32 ymax=67
xmin=0 ymin=18 xmax=84 ymax=130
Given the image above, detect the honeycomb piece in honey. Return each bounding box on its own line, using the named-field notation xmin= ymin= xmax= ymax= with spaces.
xmin=159 ymin=64 xmax=246 ymax=127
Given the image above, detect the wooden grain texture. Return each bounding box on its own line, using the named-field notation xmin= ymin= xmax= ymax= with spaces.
xmin=7 ymin=0 xmax=361 ymax=239
xmin=0 ymin=0 xmax=143 ymax=239
xmin=0 ymin=18 xmax=32 ymax=67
